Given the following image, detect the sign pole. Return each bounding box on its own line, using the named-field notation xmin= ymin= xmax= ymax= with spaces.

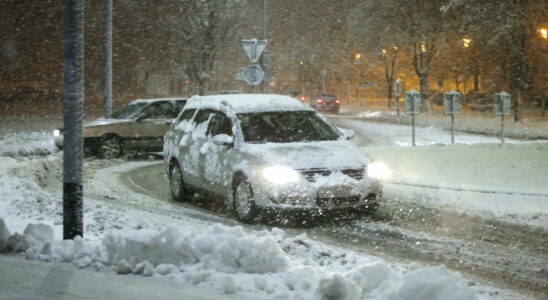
xmin=63 ymin=0 xmax=84 ymax=240
xmin=494 ymin=91 xmax=510 ymax=145
xmin=412 ymin=97 xmax=416 ymax=146
xmin=451 ymin=114 xmax=455 ymax=144
xmin=395 ymin=79 xmax=401 ymax=123
xmin=104 ymin=0 xmax=112 ymax=118
xmin=405 ymin=90 xmax=421 ymax=147
xmin=501 ymin=114 xmax=505 ymax=144
xmin=443 ymin=91 xmax=462 ymax=145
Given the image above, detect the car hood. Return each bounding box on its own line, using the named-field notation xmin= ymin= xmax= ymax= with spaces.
xmin=240 ymin=140 xmax=370 ymax=170
xmin=84 ymin=118 xmax=133 ymax=128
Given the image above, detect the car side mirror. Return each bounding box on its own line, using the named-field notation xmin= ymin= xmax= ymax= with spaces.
xmin=338 ymin=127 xmax=355 ymax=140
xmin=212 ymin=134 xmax=234 ymax=146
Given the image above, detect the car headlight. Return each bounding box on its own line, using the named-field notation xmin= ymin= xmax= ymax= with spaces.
xmin=53 ymin=129 xmax=61 ymax=137
xmin=262 ymin=166 xmax=300 ymax=185
xmin=367 ymin=161 xmax=391 ymax=180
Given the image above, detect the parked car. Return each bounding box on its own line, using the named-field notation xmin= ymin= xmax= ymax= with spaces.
xmin=309 ymin=94 xmax=340 ymax=113
xmin=163 ymin=94 xmax=385 ymax=223
xmin=53 ymin=98 xmax=187 ymax=158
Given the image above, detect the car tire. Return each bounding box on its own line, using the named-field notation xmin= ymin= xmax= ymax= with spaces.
xmin=233 ymin=176 xmax=258 ymax=223
xmin=99 ymin=135 xmax=123 ymax=159
xmin=169 ymin=161 xmax=192 ymax=202
xmin=357 ymin=202 xmax=379 ymax=216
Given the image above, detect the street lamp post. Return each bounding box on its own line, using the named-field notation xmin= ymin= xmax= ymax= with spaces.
xmin=104 ymin=0 xmax=113 ymax=118
xmin=63 ymin=0 xmax=84 ymax=240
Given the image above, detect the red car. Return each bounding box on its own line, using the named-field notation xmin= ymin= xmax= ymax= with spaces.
xmin=309 ymin=94 xmax=340 ymax=113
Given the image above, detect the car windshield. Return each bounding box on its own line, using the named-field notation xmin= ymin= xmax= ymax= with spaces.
xmin=237 ymin=111 xmax=340 ymax=143
xmin=111 ymin=102 xmax=148 ymax=119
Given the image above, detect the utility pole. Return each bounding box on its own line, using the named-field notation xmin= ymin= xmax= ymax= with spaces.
xmin=260 ymin=0 xmax=268 ymax=93
xmin=104 ymin=0 xmax=112 ymax=118
xmin=63 ymin=0 xmax=85 ymax=239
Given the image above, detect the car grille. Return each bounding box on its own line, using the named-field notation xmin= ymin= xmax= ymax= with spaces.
xmin=316 ymin=196 xmax=360 ymax=207
xmin=298 ymin=168 xmax=365 ymax=182
xmin=341 ymin=168 xmax=365 ymax=180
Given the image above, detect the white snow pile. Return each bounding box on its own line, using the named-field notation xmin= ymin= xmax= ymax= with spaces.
xmin=0 ymin=131 xmax=57 ymax=158
xmin=0 ymin=157 xmax=148 ymax=238
xmin=0 ymin=218 xmax=478 ymax=300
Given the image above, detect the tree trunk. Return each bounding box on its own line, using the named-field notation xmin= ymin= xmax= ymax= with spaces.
xmin=510 ymin=24 xmax=526 ymax=122
xmin=387 ymin=79 xmax=393 ymax=111
xmin=473 ymin=68 xmax=480 ymax=91
xmin=419 ymin=74 xmax=429 ymax=112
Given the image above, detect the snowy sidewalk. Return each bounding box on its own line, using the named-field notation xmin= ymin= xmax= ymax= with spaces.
xmin=0 ymin=255 xmax=242 ymax=300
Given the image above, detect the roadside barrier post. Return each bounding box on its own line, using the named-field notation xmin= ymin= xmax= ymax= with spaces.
xmin=443 ymin=91 xmax=462 ymax=144
xmin=405 ymin=90 xmax=422 ymax=146
xmin=494 ymin=92 xmax=511 ymax=144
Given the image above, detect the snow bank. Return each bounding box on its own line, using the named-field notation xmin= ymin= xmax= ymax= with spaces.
xmin=103 ymin=224 xmax=289 ymax=274
xmin=1 ymin=217 xmax=479 ymax=300
xmin=365 ymin=143 xmax=548 ymax=227
xmin=0 ymin=131 xmax=57 ymax=158
xmin=342 ymin=106 xmax=548 ymax=140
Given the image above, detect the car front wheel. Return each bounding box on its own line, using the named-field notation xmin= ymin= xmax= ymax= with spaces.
xmin=170 ymin=161 xmax=192 ymax=202
xmin=99 ymin=135 xmax=123 ymax=159
xmin=233 ymin=178 xmax=258 ymax=223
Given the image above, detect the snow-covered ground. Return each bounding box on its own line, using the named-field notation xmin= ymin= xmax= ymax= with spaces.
xmin=0 ymin=158 xmax=503 ymax=300
xmin=333 ymin=118 xmax=548 ymax=228
xmin=339 ymin=105 xmax=548 ymax=140
xmin=1 ymin=114 xmax=546 ymax=299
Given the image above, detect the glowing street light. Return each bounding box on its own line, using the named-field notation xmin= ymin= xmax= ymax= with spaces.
xmin=539 ymin=28 xmax=547 ymax=39
xmin=381 ymin=49 xmax=387 ymax=55
xmin=420 ymin=43 xmax=426 ymax=53
xmin=462 ymin=38 xmax=472 ymax=48
xmin=354 ymin=52 xmax=362 ymax=60
xmin=299 ymin=61 xmax=304 ymax=65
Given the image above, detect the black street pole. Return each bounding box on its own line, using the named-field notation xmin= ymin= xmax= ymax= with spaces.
xmin=63 ymin=0 xmax=84 ymax=240
xmin=104 ymin=0 xmax=112 ymax=118
xmin=261 ymin=0 xmax=268 ymax=93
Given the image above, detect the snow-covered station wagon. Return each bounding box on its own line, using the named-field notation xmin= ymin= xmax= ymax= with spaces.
xmin=163 ymin=94 xmax=385 ymax=222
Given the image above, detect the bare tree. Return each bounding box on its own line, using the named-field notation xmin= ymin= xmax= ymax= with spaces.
xmin=170 ymin=0 xmax=242 ymax=95
xmin=349 ymin=0 xmax=446 ymax=112
xmin=443 ymin=0 xmax=547 ymax=121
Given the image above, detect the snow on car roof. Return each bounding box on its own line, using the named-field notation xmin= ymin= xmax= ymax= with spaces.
xmin=131 ymin=97 xmax=187 ymax=104
xmin=184 ymin=94 xmax=313 ymax=113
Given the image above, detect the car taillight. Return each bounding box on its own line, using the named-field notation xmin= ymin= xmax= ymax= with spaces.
xmin=335 ymin=99 xmax=340 ymax=104
xmin=316 ymin=99 xmax=323 ymax=103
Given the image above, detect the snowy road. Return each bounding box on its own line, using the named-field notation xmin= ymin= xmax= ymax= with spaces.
xmin=116 ymin=160 xmax=548 ymax=298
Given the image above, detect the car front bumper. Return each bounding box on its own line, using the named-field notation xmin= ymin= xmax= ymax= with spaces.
xmin=250 ymin=176 xmax=383 ymax=211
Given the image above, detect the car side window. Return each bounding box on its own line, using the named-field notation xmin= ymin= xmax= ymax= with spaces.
xmin=208 ymin=112 xmax=233 ymax=137
xmin=173 ymin=101 xmax=187 ymax=117
xmin=140 ymin=101 xmax=174 ymax=119
xmin=193 ymin=109 xmax=216 ymax=126
xmin=175 ymin=108 xmax=196 ymax=126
